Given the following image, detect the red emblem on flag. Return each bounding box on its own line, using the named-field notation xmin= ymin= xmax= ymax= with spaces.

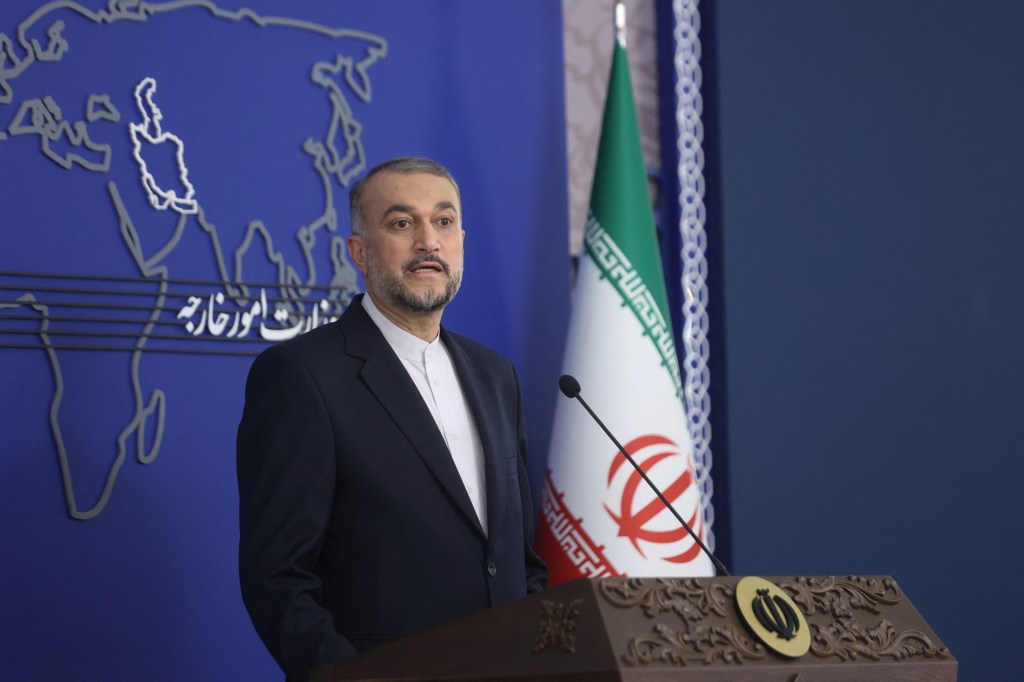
xmin=603 ymin=434 xmax=705 ymax=564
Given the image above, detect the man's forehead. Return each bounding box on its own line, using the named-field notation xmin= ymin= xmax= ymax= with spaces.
xmin=365 ymin=171 xmax=459 ymax=205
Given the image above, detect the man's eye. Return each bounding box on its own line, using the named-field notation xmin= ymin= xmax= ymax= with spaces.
xmin=438 ymin=217 xmax=452 ymax=227
xmin=394 ymin=219 xmax=410 ymax=229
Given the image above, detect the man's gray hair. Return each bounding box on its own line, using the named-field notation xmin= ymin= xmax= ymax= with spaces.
xmin=349 ymin=157 xmax=461 ymax=236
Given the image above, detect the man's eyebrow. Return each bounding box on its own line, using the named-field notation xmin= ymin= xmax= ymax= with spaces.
xmin=381 ymin=201 xmax=458 ymax=218
xmin=382 ymin=203 xmax=414 ymax=218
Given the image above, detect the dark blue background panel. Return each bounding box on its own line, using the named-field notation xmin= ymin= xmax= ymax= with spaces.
xmin=703 ymin=1 xmax=1024 ymax=679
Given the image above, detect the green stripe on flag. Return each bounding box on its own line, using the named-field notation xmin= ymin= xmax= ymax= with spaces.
xmin=585 ymin=42 xmax=682 ymax=398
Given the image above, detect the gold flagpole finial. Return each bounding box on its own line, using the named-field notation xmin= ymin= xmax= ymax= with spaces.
xmin=615 ymin=0 xmax=627 ymax=48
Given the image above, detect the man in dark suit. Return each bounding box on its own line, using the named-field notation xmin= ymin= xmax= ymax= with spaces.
xmin=237 ymin=157 xmax=547 ymax=679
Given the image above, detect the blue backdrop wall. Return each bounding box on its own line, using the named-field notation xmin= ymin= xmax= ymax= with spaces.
xmin=0 ymin=1 xmax=567 ymax=679
xmin=699 ymin=1 xmax=1023 ymax=679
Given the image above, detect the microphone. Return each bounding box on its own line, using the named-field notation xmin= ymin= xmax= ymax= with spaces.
xmin=558 ymin=373 xmax=731 ymax=576
xmin=558 ymin=374 xmax=581 ymax=399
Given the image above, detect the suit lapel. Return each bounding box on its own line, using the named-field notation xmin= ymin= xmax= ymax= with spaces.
xmin=341 ymin=299 xmax=485 ymax=537
xmin=443 ymin=330 xmax=507 ymax=546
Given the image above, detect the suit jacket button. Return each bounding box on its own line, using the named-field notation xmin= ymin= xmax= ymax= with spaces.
xmin=487 ymin=562 xmax=497 ymax=576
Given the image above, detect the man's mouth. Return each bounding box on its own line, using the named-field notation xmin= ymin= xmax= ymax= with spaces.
xmin=405 ymin=257 xmax=449 ymax=276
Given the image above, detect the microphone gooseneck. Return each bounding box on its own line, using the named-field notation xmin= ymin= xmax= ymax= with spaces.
xmin=557 ymin=373 xmax=730 ymax=576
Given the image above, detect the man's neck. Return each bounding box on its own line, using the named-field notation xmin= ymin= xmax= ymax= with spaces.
xmin=364 ymin=293 xmax=443 ymax=343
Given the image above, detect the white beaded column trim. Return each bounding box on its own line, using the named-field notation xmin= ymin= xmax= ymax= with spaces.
xmin=673 ymin=0 xmax=716 ymax=551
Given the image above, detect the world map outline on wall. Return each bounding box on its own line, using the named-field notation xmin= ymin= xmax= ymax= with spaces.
xmin=0 ymin=1 xmax=388 ymax=519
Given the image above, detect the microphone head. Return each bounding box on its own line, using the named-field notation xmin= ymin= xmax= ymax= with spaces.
xmin=558 ymin=374 xmax=581 ymax=399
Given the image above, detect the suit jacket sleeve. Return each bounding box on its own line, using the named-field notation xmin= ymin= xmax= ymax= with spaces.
xmin=512 ymin=363 xmax=549 ymax=594
xmin=236 ymin=344 xmax=355 ymax=678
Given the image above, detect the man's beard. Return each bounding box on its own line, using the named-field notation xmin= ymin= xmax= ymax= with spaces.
xmin=365 ymin=253 xmax=462 ymax=314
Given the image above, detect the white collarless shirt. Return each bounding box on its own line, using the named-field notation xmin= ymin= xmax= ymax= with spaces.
xmin=362 ymin=295 xmax=488 ymax=532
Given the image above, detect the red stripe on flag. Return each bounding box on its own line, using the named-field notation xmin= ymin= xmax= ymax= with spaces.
xmin=534 ymin=470 xmax=622 ymax=587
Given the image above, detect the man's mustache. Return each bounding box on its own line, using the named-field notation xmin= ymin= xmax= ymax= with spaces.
xmin=403 ymin=255 xmax=451 ymax=276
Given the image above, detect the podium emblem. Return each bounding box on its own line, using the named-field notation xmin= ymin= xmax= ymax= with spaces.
xmin=735 ymin=576 xmax=811 ymax=658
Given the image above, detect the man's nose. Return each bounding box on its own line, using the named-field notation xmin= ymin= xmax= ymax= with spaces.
xmin=413 ymin=222 xmax=441 ymax=251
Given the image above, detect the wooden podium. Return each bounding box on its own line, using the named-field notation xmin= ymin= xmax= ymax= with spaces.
xmin=312 ymin=576 xmax=956 ymax=681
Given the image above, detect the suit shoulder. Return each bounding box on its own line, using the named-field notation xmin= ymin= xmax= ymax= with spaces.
xmin=443 ymin=329 xmax=518 ymax=377
xmin=445 ymin=329 xmax=501 ymax=357
xmin=250 ymin=319 xmax=345 ymax=371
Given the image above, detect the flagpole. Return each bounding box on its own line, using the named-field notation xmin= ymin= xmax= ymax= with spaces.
xmin=615 ymin=0 xmax=626 ymax=48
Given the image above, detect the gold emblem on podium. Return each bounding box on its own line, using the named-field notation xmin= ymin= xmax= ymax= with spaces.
xmin=735 ymin=576 xmax=811 ymax=658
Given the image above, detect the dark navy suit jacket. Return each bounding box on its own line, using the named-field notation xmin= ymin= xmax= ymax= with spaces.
xmin=237 ymin=296 xmax=547 ymax=679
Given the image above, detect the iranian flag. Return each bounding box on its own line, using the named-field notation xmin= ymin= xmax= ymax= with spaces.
xmin=536 ymin=39 xmax=714 ymax=584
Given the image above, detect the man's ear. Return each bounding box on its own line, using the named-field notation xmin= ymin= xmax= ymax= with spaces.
xmin=347 ymin=234 xmax=368 ymax=275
